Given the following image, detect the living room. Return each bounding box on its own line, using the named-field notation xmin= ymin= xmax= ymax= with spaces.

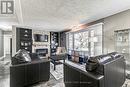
xmin=0 ymin=0 xmax=130 ymax=87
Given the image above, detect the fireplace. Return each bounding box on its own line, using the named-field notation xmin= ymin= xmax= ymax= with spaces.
xmin=35 ymin=49 xmax=48 ymax=57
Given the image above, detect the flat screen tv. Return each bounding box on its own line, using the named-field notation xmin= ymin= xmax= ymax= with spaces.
xmin=34 ymin=34 xmax=48 ymax=42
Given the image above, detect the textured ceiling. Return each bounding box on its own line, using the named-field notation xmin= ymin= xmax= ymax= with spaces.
xmin=0 ymin=0 xmax=130 ymax=31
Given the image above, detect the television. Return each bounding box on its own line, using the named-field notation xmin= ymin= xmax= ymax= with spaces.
xmin=34 ymin=34 xmax=48 ymax=42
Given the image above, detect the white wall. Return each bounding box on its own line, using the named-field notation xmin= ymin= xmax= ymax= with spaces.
xmin=12 ymin=26 xmax=17 ymax=56
xmin=103 ymin=9 xmax=130 ymax=53
xmin=0 ymin=29 xmax=4 ymax=57
xmin=4 ymin=34 xmax=12 ymax=56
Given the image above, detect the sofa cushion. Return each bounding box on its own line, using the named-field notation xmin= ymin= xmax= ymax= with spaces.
xmin=12 ymin=49 xmax=31 ymax=65
xmin=85 ymin=52 xmax=120 ymax=72
xmin=71 ymin=51 xmax=80 ymax=63
xmin=108 ymin=52 xmax=122 ymax=59
xmin=86 ymin=56 xmax=99 ymax=71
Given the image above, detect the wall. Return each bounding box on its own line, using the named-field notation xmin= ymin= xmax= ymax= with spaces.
xmin=3 ymin=31 xmax=12 ymax=56
xmin=0 ymin=29 xmax=4 ymax=57
xmin=12 ymin=26 xmax=17 ymax=56
xmin=60 ymin=32 xmax=66 ymax=47
xmin=103 ymin=9 xmax=130 ymax=53
xmin=3 ymin=31 xmax=12 ymax=35
xmin=81 ymin=9 xmax=130 ymax=54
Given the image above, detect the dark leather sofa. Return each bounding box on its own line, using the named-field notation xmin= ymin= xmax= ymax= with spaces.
xmin=10 ymin=51 xmax=50 ymax=87
xmin=64 ymin=52 xmax=126 ymax=87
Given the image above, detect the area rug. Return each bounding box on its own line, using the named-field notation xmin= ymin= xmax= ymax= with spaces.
xmin=122 ymin=79 xmax=130 ymax=87
xmin=52 ymin=83 xmax=65 ymax=87
xmin=50 ymin=63 xmax=63 ymax=80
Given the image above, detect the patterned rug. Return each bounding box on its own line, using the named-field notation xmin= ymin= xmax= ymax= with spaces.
xmin=122 ymin=79 xmax=130 ymax=87
xmin=52 ymin=83 xmax=65 ymax=87
xmin=50 ymin=63 xmax=63 ymax=80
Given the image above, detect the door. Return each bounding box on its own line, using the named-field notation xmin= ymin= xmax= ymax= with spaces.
xmin=4 ymin=35 xmax=12 ymax=56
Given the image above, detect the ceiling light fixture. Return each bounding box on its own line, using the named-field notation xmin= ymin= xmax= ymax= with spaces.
xmin=70 ymin=24 xmax=85 ymax=32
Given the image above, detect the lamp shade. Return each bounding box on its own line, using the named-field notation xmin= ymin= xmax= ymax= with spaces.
xmin=56 ymin=47 xmax=66 ymax=54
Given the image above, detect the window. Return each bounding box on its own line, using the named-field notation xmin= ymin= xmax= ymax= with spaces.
xmin=66 ymin=23 xmax=103 ymax=56
xmin=66 ymin=33 xmax=74 ymax=54
xmin=74 ymin=31 xmax=89 ymax=51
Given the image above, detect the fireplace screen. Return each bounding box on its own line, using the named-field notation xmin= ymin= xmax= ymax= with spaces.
xmin=35 ymin=49 xmax=48 ymax=57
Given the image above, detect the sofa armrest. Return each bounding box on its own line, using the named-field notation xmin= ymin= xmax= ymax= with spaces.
xmin=11 ymin=59 xmax=49 ymax=68
xmin=10 ymin=59 xmax=50 ymax=87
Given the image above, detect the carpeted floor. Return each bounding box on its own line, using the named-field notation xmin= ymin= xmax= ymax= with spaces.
xmin=122 ymin=79 xmax=130 ymax=87
xmin=50 ymin=63 xmax=63 ymax=80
